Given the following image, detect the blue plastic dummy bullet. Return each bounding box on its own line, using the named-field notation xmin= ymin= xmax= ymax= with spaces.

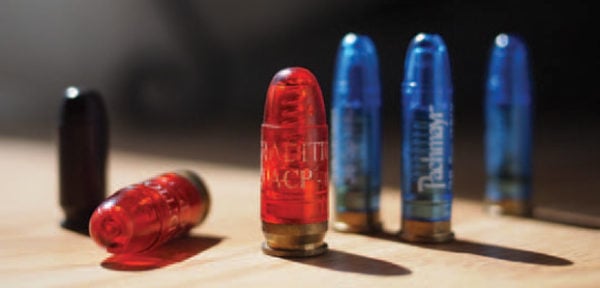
xmin=400 ymin=33 xmax=455 ymax=243
xmin=331 ymin=33 xmax=382 ymax=233
xmin=485 ymin=34 xmax=533 ymax=216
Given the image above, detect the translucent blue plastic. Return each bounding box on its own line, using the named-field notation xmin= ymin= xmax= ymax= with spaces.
xmin=485 ymin=34 xmax=532 ymax=204
xmin=331 ymin=33 xmax=381 ymax=215
xmin=401 ymin=33 xmax=453 ymax=222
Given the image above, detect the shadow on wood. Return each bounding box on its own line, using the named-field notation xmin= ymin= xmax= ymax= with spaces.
xmin=288 ymin=249 xmax=412 ymax=276
xmin=368 ymin=232 xmax=573 ymax=266
xmin=101 ymin=235 xmax=223 ymax=271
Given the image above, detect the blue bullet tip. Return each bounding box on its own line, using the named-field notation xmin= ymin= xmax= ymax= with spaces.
xmin=333 ymin=33 xmax=381 ymax=107
xmin=403 ymin=33 xmax=452 ymax=93
xmin=487 ymin=33 xmax=531 ymax=105
xmin=340 ymin=33 xmax=376 ymax=53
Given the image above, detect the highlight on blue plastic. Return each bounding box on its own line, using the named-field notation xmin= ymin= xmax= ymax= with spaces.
xmin=331 ymin=33 xmax=382 ymax=218
xmin=401 ymin=33 xmax=453 ymax=222
xmin=485 ymin=33 xmax=533 ymax=209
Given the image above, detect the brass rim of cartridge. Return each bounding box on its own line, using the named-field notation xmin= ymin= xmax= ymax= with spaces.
xmin=399 ymin=219 xmax=454 ymax=243
xmin=262 ymin=222 xmax=328 ymax=257
xmin=485 ymin=199 xmax=532 ymax=217
xmin=176 ymin=170 xmax=211 ymax=224
xmin=333 ymin=211 xmax=382 ymax=234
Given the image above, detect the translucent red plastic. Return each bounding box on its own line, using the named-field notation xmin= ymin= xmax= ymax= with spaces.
xmin=89 ymin=172 xmax=208 ymax=254
xmin=261 ymin=67 xmax=329 ymax=224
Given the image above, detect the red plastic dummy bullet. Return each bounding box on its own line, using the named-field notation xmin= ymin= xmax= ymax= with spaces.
xmin=261 ymin=67 xmax=329 ymax=257
xmin=89 ymin=171 xmax=210 ymax=254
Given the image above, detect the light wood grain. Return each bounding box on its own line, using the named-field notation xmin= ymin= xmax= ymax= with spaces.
xmin=0 ymin=137 xmax=598 ymax=288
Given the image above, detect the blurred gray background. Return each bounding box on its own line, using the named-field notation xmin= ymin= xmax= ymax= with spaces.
xmin=1 ymin=1 xmax=598 ymax=226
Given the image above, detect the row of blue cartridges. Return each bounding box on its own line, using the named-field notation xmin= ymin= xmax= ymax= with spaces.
xmin=332 ymin=32 xmax=532 ymax=242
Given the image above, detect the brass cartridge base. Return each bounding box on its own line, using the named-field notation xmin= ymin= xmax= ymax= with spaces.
xmin=262 ymin=222 xmax=328 ymax=257
xmin=485 ymin=199 xmax=532 ymax=217
xmin=399 ymin=219 xmax=454 ymax=243
xmin=333 ymin=212 xmax=382 ymax=234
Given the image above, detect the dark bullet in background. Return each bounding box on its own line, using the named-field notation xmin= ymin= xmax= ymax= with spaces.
xmin=59 ymin=87 xmax=108 ymax=234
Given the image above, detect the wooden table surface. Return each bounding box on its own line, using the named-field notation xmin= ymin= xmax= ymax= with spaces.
xmin=1 ymin=137 xmax=598 ymax=287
